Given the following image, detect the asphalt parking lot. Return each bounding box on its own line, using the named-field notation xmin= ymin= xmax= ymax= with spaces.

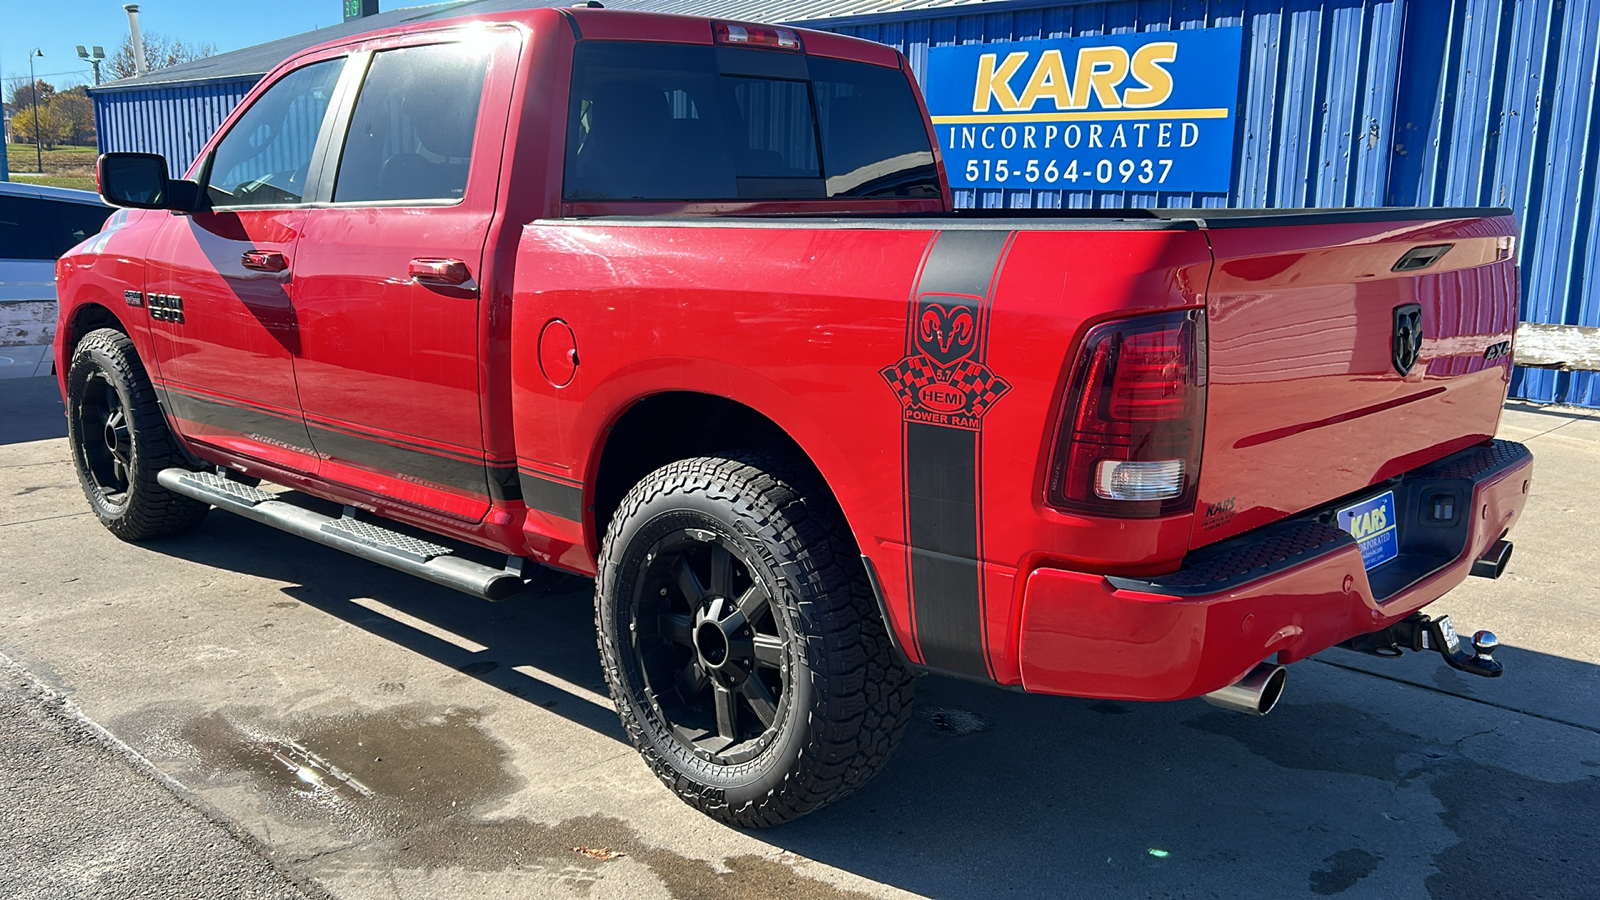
xmin=2 ymin=374 xmax=1597 ymax=900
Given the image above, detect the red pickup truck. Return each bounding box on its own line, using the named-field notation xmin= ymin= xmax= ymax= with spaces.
xmin=57 ymin=7 xmax=1532 ymax=826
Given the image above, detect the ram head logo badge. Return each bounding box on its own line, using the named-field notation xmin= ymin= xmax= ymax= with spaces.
xmin=916 ymin=302 xmax=978 ymax=367
xmin=1392 ymin=303 xmax=1424 ymax=376
xmin=881 ymin=293 xmax=1011 ymax=430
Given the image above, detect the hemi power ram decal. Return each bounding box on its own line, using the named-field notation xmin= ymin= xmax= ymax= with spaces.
xmin=881 ymin=229 xmax=1015 ymax=679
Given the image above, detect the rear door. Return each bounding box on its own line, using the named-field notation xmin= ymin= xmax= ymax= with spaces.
xmin=143 ymin=55 xmax=348 ymax=473
xmin=289 ymin=30 xmax=519 ymax=521
xmin=1193 ymin=211 xmax=1519 ymax=546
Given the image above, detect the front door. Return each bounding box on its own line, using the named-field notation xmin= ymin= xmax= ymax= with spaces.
xmin=291 ymin=34 xmax=515 ymax=520
xmin=145 ymin=56 xmax=347 ymax=474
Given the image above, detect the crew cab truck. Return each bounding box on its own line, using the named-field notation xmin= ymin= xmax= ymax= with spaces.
xmin=58 ymin=7 xmax=1533 ymax=826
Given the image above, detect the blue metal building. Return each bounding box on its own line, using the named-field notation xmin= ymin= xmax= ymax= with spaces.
xmin=88 ymin=4 xmax=456 ymax=175
xmin=91 ymin=0 xmax=1600 ymax=407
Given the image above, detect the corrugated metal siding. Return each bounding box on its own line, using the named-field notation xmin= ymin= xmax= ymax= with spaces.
xmin=86 ymin=0 xmax=1600 ymax=406
xmin=827 ymin=0 xmax=1600 ymax=407
xmin=93 ymin=79 xmax=260 ymax=177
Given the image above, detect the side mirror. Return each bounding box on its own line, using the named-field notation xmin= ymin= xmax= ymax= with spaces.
xmin=97 ymin=152 xmax=201 ymax=212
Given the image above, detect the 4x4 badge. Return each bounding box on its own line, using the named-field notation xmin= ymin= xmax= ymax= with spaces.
xmin=1392 ymin=303 xmax=1423 ymax=376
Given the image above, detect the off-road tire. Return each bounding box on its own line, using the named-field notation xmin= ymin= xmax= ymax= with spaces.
xmin=596 ymin=453 xmax=916 ymax=827
xmin=66 ymin=328 xmax=210 ymax=541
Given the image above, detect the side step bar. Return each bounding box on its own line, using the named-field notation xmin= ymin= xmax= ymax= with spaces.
xmin=157 ymin=468 xmax=526 ymax=601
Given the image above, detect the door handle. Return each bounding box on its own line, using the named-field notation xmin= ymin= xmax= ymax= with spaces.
xmin=409 ymin=258 xmax=472 ymax=286
xmin=241 ymin=249 xmax=288 ymax=272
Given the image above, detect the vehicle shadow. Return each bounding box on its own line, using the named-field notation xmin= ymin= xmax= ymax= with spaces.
xmin=772 ymin=649 xmax=1599 ymax=899
xmin=156 ymin=511 xmax=1600 ymax=899
xmin=0 ymin=376 xmax=66 ymax=444
xmin=162 ymin=511 xmax=624 ymax=740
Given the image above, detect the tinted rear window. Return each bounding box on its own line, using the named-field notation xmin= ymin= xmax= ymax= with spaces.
xmin=564 ymin=42 xmax=939 ymax=202
xmin=334 ymin=42 xmax=490 ymax=203
xmin=0 ymin=196 xmax=112 ymax=260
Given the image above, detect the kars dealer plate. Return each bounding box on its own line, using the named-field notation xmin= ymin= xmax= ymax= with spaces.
xmin=1337 ymin=490 xmax=1400 ymax=571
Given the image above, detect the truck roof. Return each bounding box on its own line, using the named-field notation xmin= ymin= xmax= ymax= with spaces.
xmin=273 ymin=6 xmax=901 ymax=74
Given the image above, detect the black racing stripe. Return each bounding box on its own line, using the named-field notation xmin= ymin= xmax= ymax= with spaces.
xmin=159 ymin=384 xmax=519 ymax=502
xmin=157 ymin=385 xmax=319 ymax=461
xmin=906 ymin=422 xmax=985 ymax=674
xmin=304 ymin=418 xmax=489 ymax=464
xmin=518 ymin=470 xmax=584 ymax=521
xmin=916 ymin=229 xmax=1011 ymax=298
xmin=487 ymin=463 xmax=522 ymax=503
xmin=897 ymin=228 xmax=1013 ymax=680
xmin=308 ymin=424 xmax=491 ymax=498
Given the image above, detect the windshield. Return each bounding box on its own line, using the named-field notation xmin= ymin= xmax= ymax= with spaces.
xmin=564 ymin=41 xmax=940 ymax=203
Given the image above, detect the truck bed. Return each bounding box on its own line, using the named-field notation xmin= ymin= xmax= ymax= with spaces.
xmin=532 ymin=204 xmax=1516 ymax=550
xmin=548 ymin=205 xmax=1510 ymax=229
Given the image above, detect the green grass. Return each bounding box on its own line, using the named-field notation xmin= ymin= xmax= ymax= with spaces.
xmin=5 ymin=143 xmax=97 ymax=157
xmin=6 ymin=143 xmax=99 ymax=192
xmin=8 ymin=172 xmax=97 ymax=192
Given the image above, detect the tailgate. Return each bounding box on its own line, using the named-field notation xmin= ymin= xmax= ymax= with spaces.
xmin=1192 ymin=211 xmax=1519 ymax=547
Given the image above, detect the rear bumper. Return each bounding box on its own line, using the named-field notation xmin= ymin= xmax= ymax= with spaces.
xmin=1017 ymin=440 xmax=1533 ymax=701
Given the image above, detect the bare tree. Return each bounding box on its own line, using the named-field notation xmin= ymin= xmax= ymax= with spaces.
xmin=5 ymin=77 xmax=56 ymax=113
xmin=109 ymin=31 xmax=217 ymax=80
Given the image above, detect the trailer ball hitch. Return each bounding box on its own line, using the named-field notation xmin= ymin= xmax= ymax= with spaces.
xmin=1340 ymin=613 xmax=1503 ymax=677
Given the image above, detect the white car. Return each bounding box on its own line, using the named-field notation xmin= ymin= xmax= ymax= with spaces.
xmin=1 ymin=181 xmax=113 ymax=378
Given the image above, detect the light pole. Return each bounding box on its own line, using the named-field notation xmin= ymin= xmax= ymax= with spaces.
xmin=28 ymin=48 xmax=44 ymax=174
xmin=77 ymin=45 xmax=106 ymax=86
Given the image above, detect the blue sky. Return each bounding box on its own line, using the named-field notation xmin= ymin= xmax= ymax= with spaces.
xmin=0 ymin=0 xmax=397 ymax=90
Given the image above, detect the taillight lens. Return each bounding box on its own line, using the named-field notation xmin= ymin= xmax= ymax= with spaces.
xmin=1047 ymin=310 xmax=1207 ymax=517
xmin=712 ymin=21 xmax=803 ymax=51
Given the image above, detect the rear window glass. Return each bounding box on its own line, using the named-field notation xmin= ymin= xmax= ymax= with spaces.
xmin=564 ymin=42 xmax=939 ymax=202
xmin=333 ymin=42 xmax=490 ymax=203
xmin=0 ymin=196 xmax=112 ymax=260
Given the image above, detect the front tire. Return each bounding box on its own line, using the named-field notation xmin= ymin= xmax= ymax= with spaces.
xmin=65 ymin=328 xmax=209 ymax=541
xmin=596 ymin=453 xmax=915 ymax=827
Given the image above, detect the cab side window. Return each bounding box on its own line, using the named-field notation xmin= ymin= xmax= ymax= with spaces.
xmin=332 ymin=43 xmax=489 ymax=203
xmin=204 ymin=59 xmax=344 ymax=208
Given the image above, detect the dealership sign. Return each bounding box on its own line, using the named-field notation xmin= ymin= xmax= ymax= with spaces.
xmin=924 ymin=29 xmax=1244 ymax=193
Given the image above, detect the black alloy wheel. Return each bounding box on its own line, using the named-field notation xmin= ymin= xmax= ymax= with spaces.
xmin=634 ymin=528 xmax=790 ymax=764
xmin=76 ymin=368 xmax=135 ymax=504
xmin=597 ymin=453 xmax=916 ymax=827
xmin=66 ymin=328 xmax=210 ymax=541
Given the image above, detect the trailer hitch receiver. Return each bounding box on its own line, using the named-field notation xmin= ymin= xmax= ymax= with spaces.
xmin=1340 ymin=613 xmax=1503 ymax=677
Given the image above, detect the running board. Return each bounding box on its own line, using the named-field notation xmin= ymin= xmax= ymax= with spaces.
xmin=157 ymin=468 xmax=526 ymax=601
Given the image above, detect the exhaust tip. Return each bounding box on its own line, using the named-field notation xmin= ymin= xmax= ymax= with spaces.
xmin=1203 ymin=663 xmax=1287 ymax=716
xmin=1471 ymin=540 xmax=1513 ymax=579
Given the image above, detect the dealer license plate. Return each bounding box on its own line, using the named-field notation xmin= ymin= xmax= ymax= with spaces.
xmin=1337 ymin=490 xmax=1400 ymax=570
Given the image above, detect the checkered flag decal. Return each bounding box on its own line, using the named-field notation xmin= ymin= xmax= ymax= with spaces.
xmin=948 ymin=359 xmax=1011 ymax=417
xmin=880 ymin=356 xmax=1011 ymax=425
xmin=880 ymin=356 xmax=938 ymax=406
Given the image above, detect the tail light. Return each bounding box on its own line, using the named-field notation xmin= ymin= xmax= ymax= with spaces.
xmin=1046 ymin=309 xmax=1207 ymax=518
xmin=712 ymin=21 xmax=803 ymax=51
